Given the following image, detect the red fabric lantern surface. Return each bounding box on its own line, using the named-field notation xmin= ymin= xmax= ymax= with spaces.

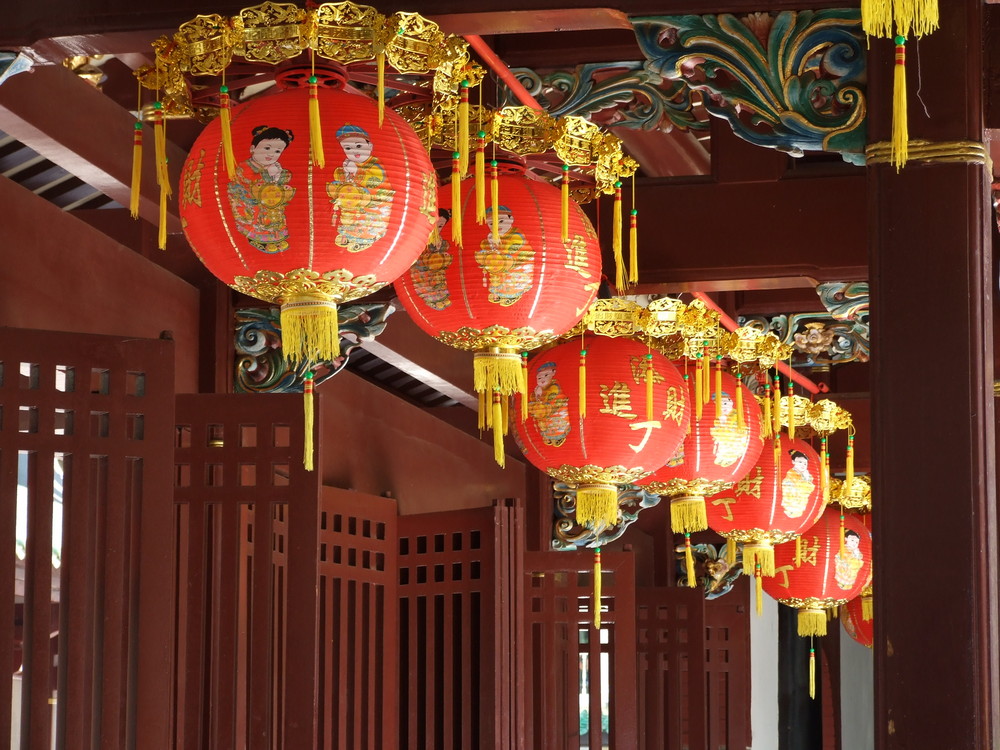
xmin=512 ymin=335 xmax=689 ymax=528
xmin=762 ymin=506 xmax=872 ymax=637
xmin=395 ymin=164 xmax=601 ymax=408
xmin=841 ymin=593 xmax=873 ymax=648
xmin=706 ymin=436 xmax=825 ymax=580
xmin=180 ymin=80 xmax=436 ymax=362
xmin=640 ymin=370 xmax=763 ymax=534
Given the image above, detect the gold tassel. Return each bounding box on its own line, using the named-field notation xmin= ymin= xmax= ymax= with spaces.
xmin=862 ymin=593 xmax=873 ymax=621
xmin=130 ymin=122 xmax=143 ymax=218
xmin=576 ymin=484 xmax=618 ymax=529
xmin=475 ymin=132 xmax=486 ymax=224
xmin=725 ymin=537 xmax=737 ymax=566
xmin=684 ymin=534 xmax=697 ymax=588
xmin=839 ymin=512 xmax=847 ymax=557
xmin=714 ymin=360 xmax=722 ymax=417
xmin=891 ymin=37 xmax=908 ymax=170
xmin=451 ymin=152 xmax=463 ymax=247
xmin=303 ymin=371 xmax=315 ymax=472
xmin=490 ymin=161 xmax=500 ymax=242
xmin=219 ymin=85 xmax=236 ymax=178
xmin=761 ymin=375 xmax=772 ymax=438
xmin=702 ymin=348 xmax=711 ymax=404
xmin=612 ymin=182 xmax=624 ymax=290
xmin=772 ymin=373 xmax=781 ymax=437
xmin=809 ymin=643 xmax=816 ymax=700
xmin=671 ymin=496 xmax=707 ymax=535
xmin=795 ymin=536 xmax=802 ymax=567
xmin=158 ymin=180 xmax=168 ymax=250
xmin=520 ymin=353 xmax=528 ymax=422
xmin=645 ymin=353 xmax=654 ymax=421
xmin=376 ymin=51 xmax=386 ymax=127
xmin=755 ymin=564 xmax=763 ymax=616
xmin=492 ymin=392 xmax=505 ymax=468
xmin=628 ymin=209 xmax=638 ymax=285
xmin=743 ymin=542 xmax=774 ymax=577
xmin=735 ymin=372 xmax=745 ymax=430
xmin=846 ymin=434 xmax=855 ymax=494
xmin=593 ymin=548 xmax=602 ymax=630
xmin=477 ymin=388 xmax=486 ymax=431
xmin=308 ymin=76 xmax=325 ymax=169
xmin=578 ymin=348 xmax=588 ymax=420
xmin=152 ymin=103 xmax=171 ymax=195
xmin=694 ymin=358 xmax=704 ymax=420
xmin=458 ymin=81 xmax=470 ymax=176
xmin=501 ymin=392 xmax=509 ymax=435
xmin=821 ymin=438 xmax=831 ymax=505
xmin=786 ymin=382 xmax=795 ymax=440
xmin=798 ymin=609 xmax=828 ymax=638
xmin=280 ymin=296 xmax=340 ymax=363
xmin=860 ymin=0 xmax=893 ymax=38
xmin=561 ymin=165 xmax=570 ymax=243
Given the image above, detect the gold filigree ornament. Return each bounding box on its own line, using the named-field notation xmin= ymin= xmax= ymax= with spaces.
xmin=830 ymin=475 xmax=871 ymax=512
xmin=642 ymin=477 xmax=733 ymax=500
xmin=549 ymin=464 xmax=653 ymax=486
xmin=435 ymin=325 xmax=560 ymax=354
xmin=721 ymin=326 xmax=793 ymax=366
xmin=231 ymin=267 xmax=384 ymax=305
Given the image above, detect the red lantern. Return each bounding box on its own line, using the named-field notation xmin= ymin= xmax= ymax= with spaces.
xmin=395 ymin=163 xmax=601 ymax=446
xmin=180 ymin=76 xmax=436 ymax=362
xmin=512 ymin=335 xmax=689 ymax=527
xmin=761 ymin=506 xmax=872 ymax=636
xmin=706 ymin=436 xmax=826 ymax=587
xmin=841 ymin=593 xmax=873 ymax=648
xmin=640 ymin=369 xmax=763 ymax=534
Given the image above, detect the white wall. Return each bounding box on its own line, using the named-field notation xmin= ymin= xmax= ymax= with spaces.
xmin=750 ymin=593 xmax=780 ymax=749
xmin=840 ymin=635 xmax=874 ymax=750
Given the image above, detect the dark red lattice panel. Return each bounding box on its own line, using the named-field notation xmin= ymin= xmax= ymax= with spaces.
xmin=704 ymin=590 xmax=751 ymax=750
xmin=523 ymin=550 xmax=638 ymax=750
xmin=316 ymin=486 xmax=398 ymax=750
xmin=0 ymin=328 xmax=175 ymax=750
xmin=397 ymin=499 xmax=524 ymax=750
xmin=174 ymin=393 xmax=320 ymax=750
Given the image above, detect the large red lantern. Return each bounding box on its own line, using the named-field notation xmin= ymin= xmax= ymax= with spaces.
xmin=706 ymin=436 xmax=826 ymax=584
xmin=841 ymin=593 xmax=873 ymax=648
xmin=180 ymin=77 xmax=436 ymax=362
xmin=395 ymin=164 xmax=601 ymax=434
xmin=761 ymin=506 xmax=872 ymax=636
xmin=512 ymin=335 xmax=689 ymax=527
xmin=640 ymin=369 xmax=763 ymax=534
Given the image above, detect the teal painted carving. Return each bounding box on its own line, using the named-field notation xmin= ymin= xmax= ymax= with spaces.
xmin=235 ymin=303 xmax=394 ymax=393
xmin=632 ymin=10 xmax=867 ymax=164
xmin=738 ymin=281 xmax=869 ymax=367
xmin=509 ymin=63 xmax=708 ymax=133
xmin=675 ymin=543 xmax=744 ymax=600
xmin=552 ymin=482 xmax=661 ymax=550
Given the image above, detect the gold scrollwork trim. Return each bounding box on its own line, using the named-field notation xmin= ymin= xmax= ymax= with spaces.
xmin=231 ymin=268 xmax=384 ymax=304
xmin=866 ymin=139 xmax=990 ymax=169
xmin=775 ymin=596 xmax=848 ymax=610
xmin=829 ymin=476 xmax=872 ymax=512
xmin=645 ymin=478 xmax=733 ymax=498
xmin=719 ymin=529 xmax=799 ymax=545
xmin=436 ymin=326 xmax=558 ymax=353
xmin=550 ymin=465 xmax=651 ymax=485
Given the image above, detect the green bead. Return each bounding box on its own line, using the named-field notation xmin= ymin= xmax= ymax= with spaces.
xmin=630 ymin=209 xmax=637 ymax=216
xmin=580 ymin=349 xmax=588 ymax=356
xmin=461 ymin=79 xmax=470 ymax=87
xmin=452 ymin=151 xmax=461 ymax=159
xmin=134 ymin=121 xmax=143 ymax=131
xmin=308 ymin=75 xmax=318 ymax=84
xmin=894 ymin=35 xmax=906 ymax=45
xmin=219 ymin=84 xmax=229 ymax=94
xmin=614 ymin=180 xmax=622 ymax=188
xmin=153 ymin=101 xmax=162 ymax=110
xmin=477 ymin=130 xmax=486 ymax=138
xmin=562 ymin=164 xmax=570 ymax=171
xmin=490 ymin=160 xmax=498 ymax=167
xmin=645 ymin=353 xmax=653 ymax=360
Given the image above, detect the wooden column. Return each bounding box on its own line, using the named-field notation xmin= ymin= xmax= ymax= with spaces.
xmin=869 ymin=2 xmax=997 ymax=748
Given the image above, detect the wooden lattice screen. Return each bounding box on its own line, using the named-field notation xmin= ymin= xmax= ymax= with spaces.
xmin=523 ymin=549 xmax=638 ymax=750
xmin=397 ymin=499 xmax=524 ymax=750
xmin=704 ymin=593 xmax=751 ymax=750
xmin=0 ymin=328 xmax=175 ymax=750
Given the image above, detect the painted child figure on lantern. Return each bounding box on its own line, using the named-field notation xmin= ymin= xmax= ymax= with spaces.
xmin=327 ymin=124 xmax=395 ymax=253
xmin=835 ymin=528 xmax=865 ymax=589
xmin=528 ymin=361 xmax=571 ymax=447
xmin=227 ymin=126 xmax=296 ymax=254
xmin=477 ymin=205 xmax=535 ymax=306
xmin=409 ymin=209 xmax=453 ymax=310
xmin=711 ymin=391 xmax=749 ymax=467
xmin=781 ymin=449 xmax=815 ymax=517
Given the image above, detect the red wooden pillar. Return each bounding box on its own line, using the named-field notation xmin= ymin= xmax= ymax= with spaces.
xmin=868 ymin=1 xmax=998 ymax=747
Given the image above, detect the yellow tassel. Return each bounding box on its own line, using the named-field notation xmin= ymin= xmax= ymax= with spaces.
xmin=303 ymin=372 xmax=315 ymax=472
xmin=694 ymin=359 xmax=704 ymax=420
xmin=612 ymin=182 xmax=624 ymax=290
xmin=714 ymin=360 xmax=722 ymax=417
xmin=500 ymin=392 xmax=509 ymax=436
xmin=743 ymin=542 xmax=774 ymax=577
xmin=671 ymin=496 xmax=707 ymax=535
xmin=702 ymin=349 xmax=711 ymax=404
xmin=377 ymin=51 xmax=386 ymax=127
xmin=735 ymin=373 xmax=745 ymax=430
xmin=860 ymin=0 xmax=893 ymax=37
xmin=158 ymin=181 xmax=168 ymax=250
xmin=795 ymin=536 xmax=802 ymax=567
xmin=492 ymin=393 xmax=505 ymax=468
xmin=755 ymin=565 xmax=763 ymax=616
xmin=579 ymin=348 xmax=588 ymax=420
xmin=490 ymin=161 xmax=500 ymax=242
xmin=862 ymin=594 xmax=873 ymax=621
xmin=561 ymin=165 xmax=570 ymax=243
xmin=772 ymin=374 xmax=781 ymax=437
xmin=308 ymin=78 xmax=325 ymax=169
xmin=576 ymin=484 xmax=618 ymax=529
xmin=593 ymin=549 xmax=602 ymax=630
xmin=798 ymin=609 xmax=828 ymax=638
xmin=846 ymin=434 xmax=855 ymax=494
xmin=891 ymin=38 xmax=908 ymax=170
xmin=520 ymin=353 xmax=528 ymax=422
xmin=684 ymin=534 xmax=697 ymax=588
xmin=450 ymin=153 xmax=463 ymax=247
xmin=458 ymin=81 xmax=470 ymax=176
xmin=628 ymin=209 xmax=638 ymax=285
xmin=279 ymin=296 xmax=340 ymax=364
xmin=762 ymin=378 xmax=772 ymax=439
xmin=820 ymin=438 xmax=830 ymax=505
xmin=839 ymin=512 xmax=847 ymax=557
xmin=725 ymin=537 xmax=737 ymax=566
xmin=475 ymin=135 xmax=486 ymax=224
xmin=477 ymin=388 xmax=486 ymax=431
xmin=152 ymin=103 xmax=171 ymax=196
xmin=809 ymin=644 xmax=816 ymax=700
xmin=645 ymin=353 xmax=654 ymax=421
xmin=219 ymin=86 xmax=236 ymax=178
xmin=130 ymin=122 xmax=143 ymax=219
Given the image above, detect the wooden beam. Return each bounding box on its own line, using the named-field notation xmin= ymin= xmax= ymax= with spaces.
xmin=0 ymin=61 xmax=184 ymax=232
